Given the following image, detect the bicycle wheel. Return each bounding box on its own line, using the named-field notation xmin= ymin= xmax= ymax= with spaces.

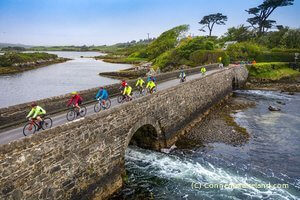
xmin=103 ymin=98 xmax=111 ymax=109
xmin=66 ymin=110 xmax=76 ymax=121
xmin=79 ymin=106 xmax=87 ymax=117
xmin=117 ymin=95 xmax=123 ymax=103
xmin=42 ymin=117 xmax=53 ymax=130
xmin=94 ymin=102 xmax=102 ymax=113
xmin=134 ymin=91 xmax=140 ymax=98
xmin=23 ymin=123 xmax=36 ymax=136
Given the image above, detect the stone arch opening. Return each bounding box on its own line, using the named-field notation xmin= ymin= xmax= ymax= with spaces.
xmin=232 ymin=77 xmax=239 ymax=90
xmin=129 ymin=124 xmax=159 ymax=149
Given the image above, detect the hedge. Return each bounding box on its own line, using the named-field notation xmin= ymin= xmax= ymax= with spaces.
xmin=189 ymin=50 xmax=230 ymax=66
xmin=247 ymin=62 xmax=300 ymax=80
xmin=256 ymin=52 xmax=295 ymax=62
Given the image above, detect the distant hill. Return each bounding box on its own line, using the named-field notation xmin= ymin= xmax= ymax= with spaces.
xmin=0 ymin=43 xmax=33 ymax=48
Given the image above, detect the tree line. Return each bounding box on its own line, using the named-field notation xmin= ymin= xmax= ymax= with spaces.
xmin=199 ymin=0 xmax=295 ymax=38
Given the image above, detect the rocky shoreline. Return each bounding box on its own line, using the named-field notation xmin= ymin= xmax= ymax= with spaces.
xmin=176 ymin=95 xmax=255 ymax=148
xmin=0 ymin=57 xmax=70 ymax=75
xmin=176 ymin=76 xmax=300 ymax=149
xmin=245 ymin=76 xmax=300 ymax=92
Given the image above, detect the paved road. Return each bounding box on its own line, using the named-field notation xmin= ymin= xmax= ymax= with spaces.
xmin=0 ymin=68 xmax=223 ymax=145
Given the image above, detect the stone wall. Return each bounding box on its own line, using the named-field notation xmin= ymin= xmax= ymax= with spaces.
xmin=0 ymin=64 xmax=218 ymax=129
xmin=0 ymin=66 xmax=248 ymax=200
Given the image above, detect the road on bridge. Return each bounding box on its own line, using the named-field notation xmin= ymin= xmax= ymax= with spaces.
xmin=0 ymin=68 xmax=225 ymax=145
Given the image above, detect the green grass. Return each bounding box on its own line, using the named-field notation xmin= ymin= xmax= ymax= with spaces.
xmin=0 ymin=52 xmax=68 ymax=75
xmin=0 ymin=52 xmax=58 ymax=67
xmin=247 ymin=62 xmax=300 ymax=80
xmin=100 ymin=56 xmax=147 ymax=64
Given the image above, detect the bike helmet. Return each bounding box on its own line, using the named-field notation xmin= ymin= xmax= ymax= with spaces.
xmin=99 ymin=86 xmax=104 ymax=89
xmin=122 ymin=81 xmax=127 ymax=87
xmin=71 ymin=91 xmax=77 ymax=95
xmin=31 ymin=102 xmax=37 ymax=107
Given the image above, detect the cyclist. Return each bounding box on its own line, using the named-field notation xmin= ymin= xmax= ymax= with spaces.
xmin=119 ymin=80 xmax=127 ymax=94
xmin=120 ymin=80 xmax=127 ymax=90
xmin=146 ymin=79 xmax=156 ymax=94
xmin=123 ymin=83 xmax=132 ymax=100
xmin=26 ymin=102 xmax=46 ymax=130
xmin=179 ymin=70 xmax=186 ymax=82
xmin=151 ymin=76 xmax=157 ymax=83
xmin=95 ymin=87 xmax=109 ymax=107
xmin=135 ymin=77 xmax=145 ymax=93
xmin=201 ymin=67 xmax=207 ymax=75
xmin=67 ymin=92 xmax=83 ymax=115
xmin=218 ymin=56 xmax=223 ymax=68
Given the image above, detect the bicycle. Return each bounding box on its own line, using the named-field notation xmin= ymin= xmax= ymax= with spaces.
xmin=119 ymin=95 xmax=133 ymax=104
xmin=147 ymin=87 xmax=157 ymax=94
xmin=117 ymin=88 xmax=125 ymax=103
xmin=180 ymin=76 xmax=186 ymax=83
xmin=23 ymin=117 xmax=53 ymax=136
xmin=66 ymin=105 xmax=87 ymax=121
xmin=94 ymin=98 xmax=111 ymax=112
xmin=134 ymin=86 xmax=146 ymax=98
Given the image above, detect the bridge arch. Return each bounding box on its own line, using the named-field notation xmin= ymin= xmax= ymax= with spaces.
xmin=232 ymin=76 xmax=239 ymax=90
xmin=125 ymin=116 xmax=163 ymax=150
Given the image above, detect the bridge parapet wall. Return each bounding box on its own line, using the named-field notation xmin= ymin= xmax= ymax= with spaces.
xmin=0 ymin=64 xmax=218 ymax=129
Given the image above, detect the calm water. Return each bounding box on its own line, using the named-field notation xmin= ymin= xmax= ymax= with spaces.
xmin=117 ymin=90 xmax=300 ymax=200
xmin=0 ymin=51 xmax=131 ymax=107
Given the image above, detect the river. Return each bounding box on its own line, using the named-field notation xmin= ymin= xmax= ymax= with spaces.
xmin=113 ymin=90 xmax=300 ymax=200
xmin=0 ymin=51 xmax=131 ymax=108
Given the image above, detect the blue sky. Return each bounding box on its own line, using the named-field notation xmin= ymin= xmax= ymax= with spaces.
xmin=0 ymin=0 xmax=299 ymax=46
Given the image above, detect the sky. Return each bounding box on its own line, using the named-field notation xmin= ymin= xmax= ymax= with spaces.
xmin=0 ymin=0 xmax=299 ymax=46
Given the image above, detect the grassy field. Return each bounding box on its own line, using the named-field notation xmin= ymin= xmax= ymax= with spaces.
xmin=247 ymin=62 xmax=300 ymax=80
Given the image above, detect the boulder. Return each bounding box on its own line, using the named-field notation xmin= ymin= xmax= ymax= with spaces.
xmin=268 ymin=105 xmax=281 ymax=111
xmin=276 ymin=101 xmax=286 ymax=105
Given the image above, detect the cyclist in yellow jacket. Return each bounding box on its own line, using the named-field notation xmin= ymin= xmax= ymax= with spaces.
xmin=123 ymin=83 xmax=132 ymax=100
xmin=146 ymin=80 xmax=156 ymax=94
xmin=26 ymin=102 xmax=46 ymax=130
xmin=136 ymin=77 xmax=145 ymax=89
xmin=201 ymin=67 xmax=207 ymax=75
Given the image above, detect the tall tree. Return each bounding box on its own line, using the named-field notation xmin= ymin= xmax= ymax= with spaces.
xmin=246 ymin=0 xmax=294 ymax=35
xmin=223 ymin=25 xmax=254 ymax=42
xmin=199 ymin=13 xmax=228 ymax=36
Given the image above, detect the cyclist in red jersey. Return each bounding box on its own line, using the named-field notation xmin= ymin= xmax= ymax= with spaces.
xmin=67 ymin=92 xmax=83 ymax=111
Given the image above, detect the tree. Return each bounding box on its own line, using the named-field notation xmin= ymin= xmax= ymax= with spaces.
xmin=282 ymin=29 xmax=300 ymax=49
xmin=246 ymin=0 xmax=294 ymax=35
xmin=255 ymin=26 xmax=289 ymax=48
xmin=146 ymin=25 xmax=189 ymax=59
xmin=199 ymin=13 xmax=228 ymax=36
xmin=223 ymin=25 xmax=254 ymax=42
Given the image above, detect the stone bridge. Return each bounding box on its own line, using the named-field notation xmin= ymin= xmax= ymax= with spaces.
xmin=0 ymin=66 xmax=248 ymax=200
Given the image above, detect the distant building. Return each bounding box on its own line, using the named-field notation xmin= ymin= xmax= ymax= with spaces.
xmin=223 ymin=41 xmax=237 ymax=50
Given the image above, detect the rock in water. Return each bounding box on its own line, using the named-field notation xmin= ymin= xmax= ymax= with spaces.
xmin=268 ymin=105 xmax=281 ymax=111
xmin=276 ymin=101 xmax=286 ymax=105
xmin=288 ymin=92 xmax=295 ymax=95
xmin=161 ymin=144 xmax=177 ymax=154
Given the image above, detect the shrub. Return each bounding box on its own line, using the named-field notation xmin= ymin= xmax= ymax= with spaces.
xmin=256 ymin=52 xmax=295 ymax=62
xmin=222 ymin=53 xmax=230 ymax=66
xmin=226 ymin=42 xmax=265 ymax=61
xmin=146 ymin=25 xmax=189 ymax=60
xmin=270 ymin=48 xmax=300 ymax=53
xmin=247 ymin=62 xmax=300 ymax=80
xmin=189 ymin=50 xmax=227 ymax=66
